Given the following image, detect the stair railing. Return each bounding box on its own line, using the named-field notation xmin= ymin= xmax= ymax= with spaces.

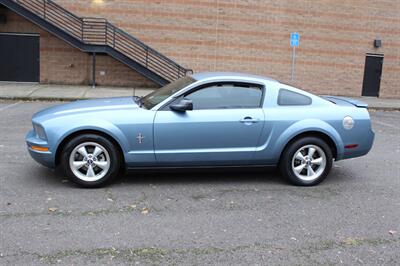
xmin=13 ymin=0 xmax=192 ymax=82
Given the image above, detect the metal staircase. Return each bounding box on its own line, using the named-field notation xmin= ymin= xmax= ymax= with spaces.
xmin=0 ymin=0 xmax=192 ymax=86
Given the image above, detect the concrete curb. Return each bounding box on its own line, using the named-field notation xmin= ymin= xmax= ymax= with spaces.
xmin=368 ymin=107 xmax=400 ymax=112
xmin=0 ymin=96 xmax=86 ymax=102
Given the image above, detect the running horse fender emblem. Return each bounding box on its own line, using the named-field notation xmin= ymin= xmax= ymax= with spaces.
xmin=136 ymin=133 xmax=145 ymax=144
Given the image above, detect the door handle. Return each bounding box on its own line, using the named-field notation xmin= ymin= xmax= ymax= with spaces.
xmin=239 ymin=117 xmax=260 ymax=123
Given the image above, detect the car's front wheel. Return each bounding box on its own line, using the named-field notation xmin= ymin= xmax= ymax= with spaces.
xmin=61 ymin=134 xmax=121 ymax=188
xmin=279 ymin=137 xmax=333 ymax=186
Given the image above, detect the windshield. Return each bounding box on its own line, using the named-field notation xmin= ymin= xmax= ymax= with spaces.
xmin=140 ymin=76 xmax=196 ymax=109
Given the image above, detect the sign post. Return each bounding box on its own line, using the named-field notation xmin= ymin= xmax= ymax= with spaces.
xmin=290 ymin=32 xmax=300 ymax=82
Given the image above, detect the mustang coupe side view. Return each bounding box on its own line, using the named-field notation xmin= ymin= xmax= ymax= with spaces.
xmin=26 ymin=72 xmax=374 ymax=187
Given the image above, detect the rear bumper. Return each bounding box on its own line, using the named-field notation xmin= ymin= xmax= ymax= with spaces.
xmin=26 ymin=130 xmax=56 ymax=168
xmin=340 ymin=129 xmax=375 ymax=160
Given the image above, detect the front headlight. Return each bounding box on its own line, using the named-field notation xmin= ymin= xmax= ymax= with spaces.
xmin=33 ymin=123 xmax=47 ymax=140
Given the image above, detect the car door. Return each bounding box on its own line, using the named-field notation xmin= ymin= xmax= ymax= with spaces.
xmin=153 ymin=82 xmax=265 ymax=166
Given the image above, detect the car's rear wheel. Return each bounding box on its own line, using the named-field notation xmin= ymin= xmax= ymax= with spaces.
xmin=279 ymin=137 xmax=333 ymax=186
xmin=61 ymin=134 xmax=121 ymax=188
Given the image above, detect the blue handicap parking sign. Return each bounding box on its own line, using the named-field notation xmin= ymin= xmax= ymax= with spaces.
xmin=290 ymin=32 xmax=300 ymax=47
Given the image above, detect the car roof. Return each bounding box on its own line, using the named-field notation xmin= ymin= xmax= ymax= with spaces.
xmin=191 ymin=72 xmax=278 ymax=83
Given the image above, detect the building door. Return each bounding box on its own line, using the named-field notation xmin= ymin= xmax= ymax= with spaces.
xmin=0 ymin=33 xmax=39 ymax=82
xmin=361 ymin=54 xmax=383 ymax=97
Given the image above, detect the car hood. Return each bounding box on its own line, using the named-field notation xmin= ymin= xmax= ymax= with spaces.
xmin=33 ymin=97 xmax=139 ymax=121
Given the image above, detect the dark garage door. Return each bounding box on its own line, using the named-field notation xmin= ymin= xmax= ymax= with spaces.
xmin=0 ymin=33 xmax=39 ymax=82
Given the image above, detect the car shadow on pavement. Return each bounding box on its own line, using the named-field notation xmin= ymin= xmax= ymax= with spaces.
xmin=31 ymin=165 xmax=348 ymax=188
xmin=31 ymin=166 xmax=68 ymax=184
xmin=119 ymin=167 xmax=286 ymax=186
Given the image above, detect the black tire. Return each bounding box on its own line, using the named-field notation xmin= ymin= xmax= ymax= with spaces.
xmin=279 ymin=136 xmax=333 ymax=186
xmin=61 ymin=134 xmax=121 ymax=188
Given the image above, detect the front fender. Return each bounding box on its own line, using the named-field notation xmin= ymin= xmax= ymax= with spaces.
xmin=273 ymin=119 xmax=344 ymax=161
xmin=46 ymin=118 xmax=130 ymax=157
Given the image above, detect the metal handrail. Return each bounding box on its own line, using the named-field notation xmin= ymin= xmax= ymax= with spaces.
xmin=12 ymin=0 xmax=192 ymax=82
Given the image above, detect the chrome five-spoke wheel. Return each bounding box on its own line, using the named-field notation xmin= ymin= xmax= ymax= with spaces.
xmin=280 ymin=136 xmax=333 ymax=186
xmin=62 ymin=134 xmax=121 ymax=187
xmin=292 ymin=144 xmax=326 ymax=182
xmin=69 ymin=142 xmax=111 ymax=182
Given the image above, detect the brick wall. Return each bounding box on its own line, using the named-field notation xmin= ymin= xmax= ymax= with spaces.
xmin=53 ymin=0 xmax=400 ymax=98
xmin=0 ymin=9 xmax=157 ymax=88
xmin=1 ymin=1 xmax=399 ymax=97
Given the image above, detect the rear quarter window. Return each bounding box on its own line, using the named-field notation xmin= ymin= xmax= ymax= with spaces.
xmin=278 ymin=89 xmax=312 ymax=106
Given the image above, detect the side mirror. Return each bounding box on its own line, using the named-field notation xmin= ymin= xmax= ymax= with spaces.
xmin=170 ymin=99 xmax=193 ymax=112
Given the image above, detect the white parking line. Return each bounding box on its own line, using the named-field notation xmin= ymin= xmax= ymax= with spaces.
xmin=0 ymin=101 xmax=21 ymax=111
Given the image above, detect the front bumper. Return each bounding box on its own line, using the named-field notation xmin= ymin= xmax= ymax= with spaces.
xmin=26 ymin=130 xmax=56 ymax=168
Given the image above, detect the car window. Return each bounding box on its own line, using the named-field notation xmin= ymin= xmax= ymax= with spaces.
xmin=141 ymin=76 xmax=196 ymax=109
xmin=278 ymin=89 xmax=312 ymax=106
xmin=184 ymin=83 xmax=263 ymax=110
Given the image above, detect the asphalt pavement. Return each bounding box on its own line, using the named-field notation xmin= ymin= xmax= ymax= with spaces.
xmin=0 ymin=100 xmax=399 ymax=265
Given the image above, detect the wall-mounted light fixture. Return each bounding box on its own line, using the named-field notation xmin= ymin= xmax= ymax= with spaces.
xmin=374 ymin=38 xmax=382 ymax=48
xmin=92 ymin=0 xmax=105 ymax=5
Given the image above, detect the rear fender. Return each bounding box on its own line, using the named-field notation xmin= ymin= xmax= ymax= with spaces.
xmin=274 ymin=119 xmax=344 ymax=161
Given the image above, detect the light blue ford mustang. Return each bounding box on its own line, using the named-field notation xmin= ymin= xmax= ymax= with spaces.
xmin=26 ymin=72 xmax=374 ymax=187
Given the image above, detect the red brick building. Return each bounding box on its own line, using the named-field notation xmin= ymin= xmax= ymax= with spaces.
xmin=0 ymin=0 xmax=399 ymax=98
